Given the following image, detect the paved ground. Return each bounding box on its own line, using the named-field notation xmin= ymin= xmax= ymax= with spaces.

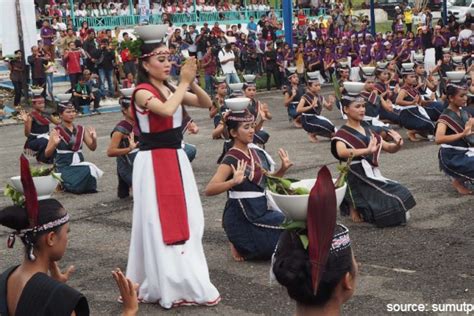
xmin=0 ymin=90 xmax=473 ymax=315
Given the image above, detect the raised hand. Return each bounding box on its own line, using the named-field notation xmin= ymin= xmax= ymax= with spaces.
xmin=278 ymin=148 xmax=293 ymax=170
xmin=463 ymin=118 xmax=474 ymax=136
xmin=50 ymin=129 xmax=61 ymax=145
xmin=188 ymin=121 xmax=199 ymax=134
xmin=112 ymin=268 xmax=138 ymax=316
xmin=231 ymin=159 xmax=247 ymax=186
xmin=367 ymin=135 xmax=379 ymax=154
xmin=18 ymin=110 xmax=30 ymax=122
xmin=128 ymin=132 xmax=137 ymax=151
xmin=49 ymin=261 xmax=75 ymax=283
xmin=388 ymin=130 xmax=404 ymax=146
xmin=87 ymin=127 xmax=97 ymax=139
xmin=180 ymin=57 xmax=197 ymax=84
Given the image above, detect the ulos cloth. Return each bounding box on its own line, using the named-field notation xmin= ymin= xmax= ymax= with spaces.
xmin=126 ymin=92 xmax=220 ymax=308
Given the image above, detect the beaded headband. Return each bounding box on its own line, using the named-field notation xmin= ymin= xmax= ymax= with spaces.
xmin=140 ymin=50 xmax=170 ymax=59
xmin=330 ymin=224 xmax=351 ymax=253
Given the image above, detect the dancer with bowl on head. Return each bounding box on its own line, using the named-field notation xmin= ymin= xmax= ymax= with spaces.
xmin=205 ymin=110 xmax=292 ymax=262
xmin=126 ymin=26 xmax=220 ymax=308
xmin=331 ymin=91 xmax=416 ymax=227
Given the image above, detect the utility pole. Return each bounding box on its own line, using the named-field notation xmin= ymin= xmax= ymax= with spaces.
xmin=15 ymin=0 xmax=29 ymax=106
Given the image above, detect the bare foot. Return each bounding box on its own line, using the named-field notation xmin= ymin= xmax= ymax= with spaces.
xmin=308 ymin=133 xmax=319 ymax=143
xmin=452 ymin=179 xmax=473 ymax=195
xmin=293 ymin=118 xmax=302 ymax=128
xmin=407 ymin=130 xmax=420 ymax=142
xmin=230 ymin=243 xmax=244 ymax=262
xmin=350 ymin=208 xmax=363 ymax=223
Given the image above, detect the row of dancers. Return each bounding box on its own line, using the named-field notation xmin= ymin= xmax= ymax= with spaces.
xmin=2 ymin=26 xmax=473 ymax=314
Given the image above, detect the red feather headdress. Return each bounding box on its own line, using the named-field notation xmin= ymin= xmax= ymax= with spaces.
xmin=307 ymin=166 xmax=337 ymax=295
xmin=20 ymin=155 xmax=39 ymax=229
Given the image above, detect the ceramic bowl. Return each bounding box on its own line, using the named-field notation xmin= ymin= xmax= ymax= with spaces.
xmin=361 ymin=66 xmax=376 ymax=75
xmin=243 ymin=74 xmax=256 ymax=82
xmin=343 ymin=81 xmax=365 ymax=95
xmin=268 ymin=178 xmax=347 ymax=221
xmin=120 ymin=88 xmax=134 ymax=97
xmin=215 ymin=75 xmax=226 ymax=83
xmin=377 ymin=61 xmax=388 ymax=68
xmin=56 ymin=93 xmax=72 ymax=102
xmin=287 ymin=66 xmax=297 ymax=73
xmin=134 ymin=24 xmax=168 ymax=43
xmin=402 ymin=62 xmax=414 ymax=70
xmin=10 ymin=174 xmax=61 ymax=200
xmin=228 ymin=83 xmax=244 ymax=91
xmin=452 ymin=56 xmax=463 ymax=63
xmin=306 ymin=71 xmax=319 ymax=79
xmin=224 ymin=97 xmax=250 ymax=112
xmin=446 ymin=71 xmax=466 ymax=82
xmin=414 ymin=54 xmax=424 ymax=62
xmin=386 ymin=54 xmax=394 ymax=60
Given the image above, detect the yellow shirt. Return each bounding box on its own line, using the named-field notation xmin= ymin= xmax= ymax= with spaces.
xmin=404 ymin=10 xmax=413 ymax=24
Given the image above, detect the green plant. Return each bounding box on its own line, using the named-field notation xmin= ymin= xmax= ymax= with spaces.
xmin=3 ymin=166 xmax=62 ymax=207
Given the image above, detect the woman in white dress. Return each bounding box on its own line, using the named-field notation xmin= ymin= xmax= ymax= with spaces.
xmin=126 ymin=26 xmax=220 ymax=309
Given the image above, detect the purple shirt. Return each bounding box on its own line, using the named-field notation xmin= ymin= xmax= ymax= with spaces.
xmin=41 ymin=27 xmax=55 ymax=46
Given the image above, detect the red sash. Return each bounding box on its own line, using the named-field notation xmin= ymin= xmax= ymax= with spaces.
xmin=131 ymin=83 xmax=189 ymax=245
xmin=30 ymin=111 xmax=50 ymax=126
xmin=438 ymin=113 xmax=464 ymax=134
xmin=224 ymin=148 xmax=264 ymax=187
xmin=55 ymin=124 xmax=84 ymax=151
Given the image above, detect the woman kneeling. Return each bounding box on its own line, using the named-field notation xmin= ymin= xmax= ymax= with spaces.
xmin=205 ymin=110 xmax=293 ymax=261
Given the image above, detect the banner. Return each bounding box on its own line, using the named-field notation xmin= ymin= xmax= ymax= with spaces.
xmin=138 ymin=0 xmax=150 ymax=24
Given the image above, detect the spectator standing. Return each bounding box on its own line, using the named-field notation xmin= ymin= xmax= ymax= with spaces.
xmin=169 ymin=44 xmax=182 ymax=83
xmin=83 ymin=30 xmax=99 ymax=73
xmin=120 ymin=32 xmax=136 ymax=77
xmin=40 ymin=20 xmax=56 ymax=59
xmin=196 ymin=28 xmax=210 ymax=60
xmin=264 ymin=42 xmax=280 ymax=91
xmin=27 ymin=46 xmax=47 ymax=97
xmin=404 ymin=6 xmax=413 ymax=33
xmin=44 ymin=52 xmax=57 ymax=100
xmin=63 ymin=42 xmax=83 ymax=93
xmin=185 ymin=25 xmax=198 ymax=57
xmin=201 ymin=46 xmax=217 ymax=95
xmin=247 ymin=16 xmax=258 ymax=40
xmin=60 ymin=28 xmax=78 ymax=54
xmin=97 ymin=39 xmax=116 ymax=98
xmin=8 ymin=50 xmax=26 ymax=108
xmin=218 ymin=43 xmax=240 ymax=85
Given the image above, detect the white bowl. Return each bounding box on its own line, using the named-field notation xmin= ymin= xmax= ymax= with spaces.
xmin=414 ymin=54 xmax=424 ymax=62
xmin=306 ymin=71 xmax=319 ymax=79
xmin=452 ymin=56 xmax=463 ymax=63
xmin=134 ymin=24 xmax=168 ymax=43
xmin=268 ymin=178 xmax=347 ymax=221
xmin=361 ymin=66 xmax=376 ymax=75
xmin=228 ymin=83 xmax=244 ymax=91
xmin=339 ymin=61 xmax=349 ymax=67
xmin=56 ymin=93 xmax=72 ymax=101
xmin=243 ymin=74 xmax=256 ymax=82
xmin=120 ymin=88 xmax=134 ymax=97
xmin=386 ymin=54 xmax=394 ymax=60
xmin=442 ymin=47 xmax=450 ymax=53
xmin=287 ymin=66 xmax=297 ymax=73
xmin=446 ymin=71 xmax=466 ymax=82
xmin=343 ymin=81 xmax=365 ymax=95
xmin=377 ymin=61 xmax=388 ymax=68
xmin=402 ymin=63 xmax=414 ymax=70
xmin=31 ymin=88 xmax=43 ymax=95
xmin=215 ymin=75 xmax=226 ymax=83
xmin=224 ymin=97 xmax=250 ymax=112
xmin=10 ymin=174 xmax=61 ymax=200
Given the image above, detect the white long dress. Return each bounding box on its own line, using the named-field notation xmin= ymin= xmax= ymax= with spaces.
xmin=126 ymin=91 xmax=220 ymax=309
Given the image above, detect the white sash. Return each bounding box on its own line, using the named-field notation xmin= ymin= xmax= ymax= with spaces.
xmin=228 ymin=191 xmax=265 ymax=199
xmin=441 ymin=144 xmax=474 ymax=157
xmin=393 ymin=104 xmax=431 ymax=120
xmin=352 ymin=160 xmax=393 ymax=183
xmin=363 ymin=115 xmax=389 ymax=127
xmin=56 ymin=149 xmax=104 ymax=179
xmin=248 ymin=143 xmax=276 ymax=172
xmin=30 ymin=132 xmax=50 ymax=140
